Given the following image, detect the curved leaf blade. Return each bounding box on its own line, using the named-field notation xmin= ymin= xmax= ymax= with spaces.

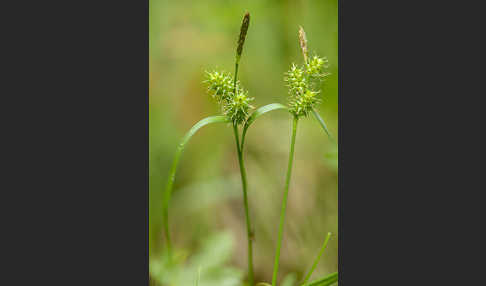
xmin=163 ymin=115 xmax=230 ymax=258
xmin=180 ymin=115 xmax=230 ymax=146
xmin=245 ymin=103 xmax=288 ymax=128
xmin=241 ymin=103 xmax=288 ymax=150
xmin=301 ymin=272 xmax=338 ymax=286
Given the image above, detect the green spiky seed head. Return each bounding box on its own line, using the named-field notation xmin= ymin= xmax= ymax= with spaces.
xmin=306 ymin=55 xmax=329 ymax=79
xmin=205 ymin=71 xmax=234 ymax=102
xmin=285 ymin=27 xmax=330 ymax=118
xmin=205 ymin=70 xmax=253 ymax=125
xmin=224 ymin=89 xmax=254 ymax=125
xmin=285 ymin=64 xmax=308 ymax=96
xmin=289 ymin=89 xmax=320 ymax=117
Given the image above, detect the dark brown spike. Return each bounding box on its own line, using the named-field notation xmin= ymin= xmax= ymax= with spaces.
xmin=236 ymin=12 xmax=250 ymax=62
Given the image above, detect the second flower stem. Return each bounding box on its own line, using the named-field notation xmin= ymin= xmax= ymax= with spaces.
xmin=272 ymin=115 xmax=299 ymax=286
xmin=233 ymin=123 xmax=254 ymax=286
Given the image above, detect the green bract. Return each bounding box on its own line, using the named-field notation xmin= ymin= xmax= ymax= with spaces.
xmin=205 ymin=70 xmax=253 ymax=125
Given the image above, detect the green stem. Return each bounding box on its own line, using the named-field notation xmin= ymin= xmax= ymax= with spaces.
xmin=233 ymin=123 xmax=254 ymax=286
xmin=233 ymin=62 xmax=239 ymax=93
xmin=301 ymin=232 xmax=332 ymax=284
xmin=272 ymin=116 xmax=299 ymax=286
xmin=232 ymin=54 xmax=254 ymax=285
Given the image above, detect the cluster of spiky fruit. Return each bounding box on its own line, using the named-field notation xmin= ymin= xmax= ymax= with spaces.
xmin=285 ymin=55 xmax=329 ymax=117
xmin=205 ymin=71 xmax=253 ymax=125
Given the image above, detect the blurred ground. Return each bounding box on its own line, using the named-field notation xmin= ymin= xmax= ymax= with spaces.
xmin=150 ymin=0 xmax=338 ymax=285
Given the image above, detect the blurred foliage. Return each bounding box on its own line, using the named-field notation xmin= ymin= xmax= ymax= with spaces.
xmin=150 ymin=232 xmax=243 ymax=285
xmin=150 ymin=0 xmax=338 ymax=285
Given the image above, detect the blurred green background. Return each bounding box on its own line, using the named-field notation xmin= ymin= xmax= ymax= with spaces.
xmin=150 ymin=0 xmax=338 ymax=285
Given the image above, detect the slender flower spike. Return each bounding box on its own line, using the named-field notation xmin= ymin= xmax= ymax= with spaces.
xmin=236 ymin=12 xmax=250 ymax=64
xmin=285 ymin=26 xmax=330 ymax=118
xmin=299 ymin=26 xmax=308 ymax=63
xmin=205 ymin=12 xmax=253 ymax=125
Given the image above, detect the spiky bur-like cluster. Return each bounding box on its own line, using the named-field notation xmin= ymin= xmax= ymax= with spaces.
xmin=306 ymin=55 xmax=329 ymax=79
xmin=284 ymin=26 xmax=330 ymax=118
xmin=205 ymin=71 xmax=234 ymax=102
xmin=205 ymin=71 xmax=253 ymax=125
xmin=285 ymin=55 xmax=329 ymax=117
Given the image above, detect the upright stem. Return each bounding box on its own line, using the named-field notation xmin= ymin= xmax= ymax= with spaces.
xmin=233 ymin=62 xmax=239 ymax=92
xmin=232 ymin=53 xmax=254 ymax=285
xmin=233 ymin=123 xmax=254 ymax=286
xmin=272 ymin=116 xmax=299 ymax=286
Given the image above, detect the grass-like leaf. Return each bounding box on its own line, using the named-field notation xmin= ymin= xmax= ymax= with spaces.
xmin=241 ymin=103 xmax=288 ymax=150
xmin=301 ymin=272 xmax=338 ymax=286
xmin=301 ymin=232 xmax=332 ymax=284
xmin=163 ymin=115 xmax=230 ymax=259
xmin=311 ymin=108 xmax=334 ymax=143
xmin=256 ymin=283 xmax=272 ymax=286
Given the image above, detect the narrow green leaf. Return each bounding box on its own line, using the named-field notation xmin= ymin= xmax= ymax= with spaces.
xmin=241 ymin=103 xmax=288 ymax=150
xmin=180 ymin=115 xmax=230 ymax=146
xmin=163 ymin=115 xmax=230 ymax=259
xmin=301 ymin=272 xmax=338 ymax=286
xmin=256 ymin=283 xmax=272 ymax=286
xmin=311 ymin=108 xmax=334 ymax=143
xmin=301 ymin=232 xmax=332 ymax=284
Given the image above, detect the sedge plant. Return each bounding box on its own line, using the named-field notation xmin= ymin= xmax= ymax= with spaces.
xmin=162 ymin=15 xmax=337 ymax=286
xmin=205 ymin=11 xmax=256 ymax=285
xmin=162 ymin=12 xmax=287 ymax=285
xmin=270 ymin=26 xmax=336 ymax=286
xmin=161 ymin=13 xmax=253 ymax=264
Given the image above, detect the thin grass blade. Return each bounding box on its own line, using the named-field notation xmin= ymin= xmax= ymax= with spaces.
xmin=301 ymin=272 xmax=338 ymax=286
xmin=311 ymin=108 xmax=334 ymax=143
xmin=241 ymin=103 xmax=288 ymax=149
xmin=163 ymin=115 xmax=230 ymax=259
xmin=301 ymin=232 xmax=332 ymax=284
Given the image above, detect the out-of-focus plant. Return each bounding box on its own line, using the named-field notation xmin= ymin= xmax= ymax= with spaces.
xmin=150 ymin=232 xmax=243 ymax=286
